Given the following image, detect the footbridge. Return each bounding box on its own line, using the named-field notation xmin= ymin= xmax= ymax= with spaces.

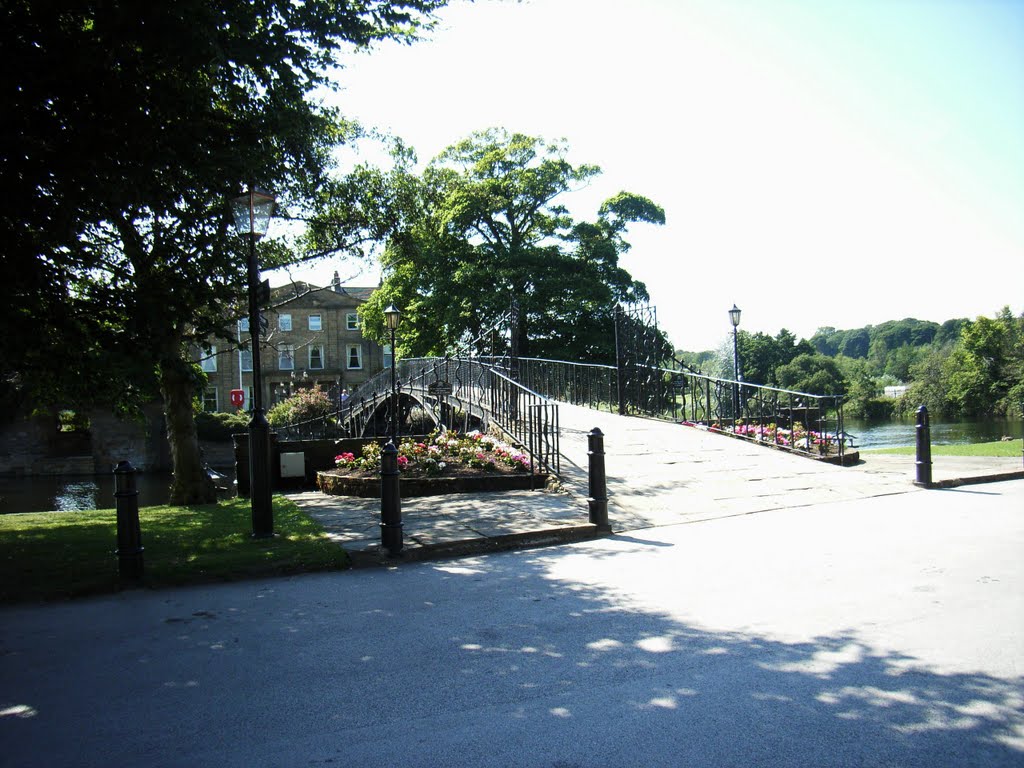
xmin=277 ymin=355 xmax=852 ymax=489
xmin=270 ymin=301 xmax=860 ymax=489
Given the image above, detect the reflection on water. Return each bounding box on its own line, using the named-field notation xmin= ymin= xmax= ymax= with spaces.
xmin=0 ymin=472 xmax=235 ymax=515
xmin=846 ymin=418 xmax=1023 ymax=451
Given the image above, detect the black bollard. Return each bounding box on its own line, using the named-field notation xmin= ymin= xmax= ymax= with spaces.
xmin=914 ymin=405 xmax=933 ymax=488
xmin=114 ymin=461 xmax=144 ymax=580
xmin=587 ymin=428 xmax=611 ymax=532
xmin=380 ymin=441 xmax=404 ymax=556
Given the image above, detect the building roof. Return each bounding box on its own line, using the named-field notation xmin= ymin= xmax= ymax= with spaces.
xmin=269 ymin=281 xmax=376 ymax=308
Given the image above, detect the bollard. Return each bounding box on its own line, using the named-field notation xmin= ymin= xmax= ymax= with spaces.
xmin=914 ymin=405 xmax=933 ymax=488
xmin=113 ymin=461 xmax=144 ymax=580
xmin=380 ymin=441 xmax=404 ymax=556
xmin=587 ymin=428 xmax=611 ymax=532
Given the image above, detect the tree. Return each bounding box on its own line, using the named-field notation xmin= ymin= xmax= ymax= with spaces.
xmin=838 ymin=328 xmax=871 ymax=359
xmin=2 ymin=0 xmax=445 ymax=503
xmin=735 ymin=329 xmax=813 ymax=386
xmin=776 ymin=354 xmax=848 ymax=396
xmin=332 ymin=130 xmax=665 ymax=362
xmin=944 ymin=312 xmax=1015 ymax=417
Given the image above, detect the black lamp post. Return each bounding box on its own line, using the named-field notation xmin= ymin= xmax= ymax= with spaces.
xmin=729 ymin=304 xmax=742 ymax=418
xmin=384 ymin=304 xmax=401 ymax=445
xmin=231 ymin=187 xmax=276 ymax=538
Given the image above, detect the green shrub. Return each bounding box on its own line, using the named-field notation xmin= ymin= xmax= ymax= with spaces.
xmin=267 ymin=388 xmax=334 ymax=427
xmin=195 ymin=410 xmax=250 ymax=441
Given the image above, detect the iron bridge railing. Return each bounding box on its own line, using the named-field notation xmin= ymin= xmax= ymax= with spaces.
xmin=270 ymin=357 xmax=560 ymax=477
xmin=501 ymin=356 xmax=849 ymax=463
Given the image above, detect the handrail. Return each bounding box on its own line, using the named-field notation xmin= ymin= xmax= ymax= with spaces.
xmin=509 ymin=356 xmax=848 ymax=462
xmin=269 ymin=356 xmax=561 ymax=477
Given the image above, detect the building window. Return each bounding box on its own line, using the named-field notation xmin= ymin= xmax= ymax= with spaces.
xmin=308 ymin=314 xmax=322 ymax=331
xmin=200 ymin=345 xmax=217 ymax=373
xmin=279 ymin=313 xmax=292 ymax=332
xmin=383 ymin=343 xmax=393 ymax=370
xmin=202 ymin=388 xmax=218 ymax=412
xmin=347 ymin=344 xmax=362 ymax=369
xmin=309 ymin=345 xmax=325 ymax=370
xmin=239 ymin=346 xmax=253 ymax=372
xmin=279 ymin=344 xmax=294 ymax=370
xmin=238 ymin=317 xmax=249 ymax=334
xmin=346 ymin=312 xmax=359 ymax=331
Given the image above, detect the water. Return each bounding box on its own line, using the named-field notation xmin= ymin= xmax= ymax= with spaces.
xmin=845 ymin=417 xmax=1023 ymax=451
xmin=1 ymin=473 xmax=176 ymax=515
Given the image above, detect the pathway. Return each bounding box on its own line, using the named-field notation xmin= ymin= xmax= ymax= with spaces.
xmin=293 ymin=402 xmax=1022 ymax=563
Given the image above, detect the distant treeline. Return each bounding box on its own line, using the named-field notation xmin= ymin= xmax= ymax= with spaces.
xmin=807 ymin=317 xmax=966 ymax=360
xmin=677 ymin=308 xmax=1023 ymax=421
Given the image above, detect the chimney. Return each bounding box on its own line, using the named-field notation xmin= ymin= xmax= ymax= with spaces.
xmin=332 ymin=271 xmax=341 ymax=293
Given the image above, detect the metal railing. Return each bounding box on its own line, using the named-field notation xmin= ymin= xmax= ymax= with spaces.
xmin=401 ymin=357 xmax=561 ymax=477
xmin=272 ymin=356 xmax=561 ymax=477
xmin=506 ymin=356 xmax=848 ymax=462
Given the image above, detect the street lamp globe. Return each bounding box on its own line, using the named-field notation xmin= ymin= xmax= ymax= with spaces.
xmin=728 ymin=304 xmax=742 ymax=329
xmin=384 ymin=303 xmax=402 ymax=331
xmin=230 ymin=188 xmax=276 ymax=238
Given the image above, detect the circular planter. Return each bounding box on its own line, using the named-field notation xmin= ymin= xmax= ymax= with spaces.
xmin=316 ymin=470 xmax=549 ymax=498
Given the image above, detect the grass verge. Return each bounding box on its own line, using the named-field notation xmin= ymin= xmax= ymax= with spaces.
xmin=863 ymin=439 xmax=1023 ymax=457
xmin=0 ymin=497 xmax=350 ymax=604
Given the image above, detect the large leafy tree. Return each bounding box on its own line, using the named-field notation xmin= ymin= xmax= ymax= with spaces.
xmin=1 ymin=0 xmax=444 ymax=503
xmin=321 ymin=130 xmax=665 ymax=362
xmin=735 ymin=329 xmax=814 ymax=387
xmin=943 ymin=308 xmax=1022 ymax=417
xmin=776 ymin=354 xmax=848 ymax=396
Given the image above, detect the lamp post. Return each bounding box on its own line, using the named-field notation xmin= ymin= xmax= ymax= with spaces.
xmin=231 ymin=187 xmax=276 ymax=538
xmin=729 ymin=304 xmax=742 ymax=419
xmin=384 ymin=304 xmax=402 ymax=445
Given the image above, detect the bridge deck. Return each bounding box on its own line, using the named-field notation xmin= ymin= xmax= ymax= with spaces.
xmin=554 ymin=403 xmax=1021 ymax=530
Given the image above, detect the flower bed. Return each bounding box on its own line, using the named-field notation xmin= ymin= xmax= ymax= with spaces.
xmin=317 ymin=430 xmax=545 ymax=497
xmin=682 ymin=420 xmax=857 ymax=464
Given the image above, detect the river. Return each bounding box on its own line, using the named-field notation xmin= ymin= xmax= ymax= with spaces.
xmin=845 ymin=417 xmax=1023 ymax=451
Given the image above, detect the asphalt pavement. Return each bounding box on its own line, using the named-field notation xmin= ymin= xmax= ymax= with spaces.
xmin=1 ymin=479 xmax=1021 ymax=767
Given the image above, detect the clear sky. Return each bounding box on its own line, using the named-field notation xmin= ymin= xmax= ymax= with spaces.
xmin=275 ymin=0 xmax=1024 ymax=353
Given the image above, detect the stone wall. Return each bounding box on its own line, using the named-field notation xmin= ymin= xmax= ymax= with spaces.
xmin=0 ymin=411 xmax=60 ymax=476
xmin=0 ymin=405 xmax=171 ymax=476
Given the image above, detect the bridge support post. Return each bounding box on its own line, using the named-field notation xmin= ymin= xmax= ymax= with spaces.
xmin=587 ymin=428 xmax=611 ymax=532
xmin=914 ymin=405 xmax=933 ymax=488
xmin=380 ymin=441 xmax=404 ymax=556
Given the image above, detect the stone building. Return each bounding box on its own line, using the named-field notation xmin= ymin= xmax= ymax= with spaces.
xmin=195 ymin=276 xmax=389 ymax=413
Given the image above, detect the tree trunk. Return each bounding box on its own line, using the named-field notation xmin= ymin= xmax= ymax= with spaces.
xmin=160 ymin=356 xmax=216 ymax=505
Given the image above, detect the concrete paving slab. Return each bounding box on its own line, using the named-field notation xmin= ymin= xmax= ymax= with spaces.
xmin=286 ymin=403 xmax=1020 ymax=564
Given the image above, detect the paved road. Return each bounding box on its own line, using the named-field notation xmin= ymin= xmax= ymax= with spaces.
xmin=2 ymin=479 xmax=1022 ymax=767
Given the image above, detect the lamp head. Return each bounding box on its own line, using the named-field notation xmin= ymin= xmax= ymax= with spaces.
xmin=383 ymin=304 xmax=402 ymax=331
xmin=728 ymin=304 xmax=742 ymax=328
xmin=230 ymin=188 xmax=276 ymax=238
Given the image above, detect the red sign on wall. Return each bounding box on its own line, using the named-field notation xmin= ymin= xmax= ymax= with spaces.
xmin=230 ymin=389 xmax=245 ymax=408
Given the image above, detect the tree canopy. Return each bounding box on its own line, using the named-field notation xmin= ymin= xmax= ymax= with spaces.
xmin=1 ymin=0 xmax=444 ymax=502
xmin=314 ymin=129 xmax=665 ymax=362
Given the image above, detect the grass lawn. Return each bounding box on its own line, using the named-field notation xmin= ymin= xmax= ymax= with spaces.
xmin=0 ymin=497 xmax=350 ymax=604
xmin=863 ymin=438 xmax=1023 ymax=457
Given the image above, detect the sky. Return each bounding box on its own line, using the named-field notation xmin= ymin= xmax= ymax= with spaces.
xmin=273 ymin=0 xmax=1024 ymax=353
